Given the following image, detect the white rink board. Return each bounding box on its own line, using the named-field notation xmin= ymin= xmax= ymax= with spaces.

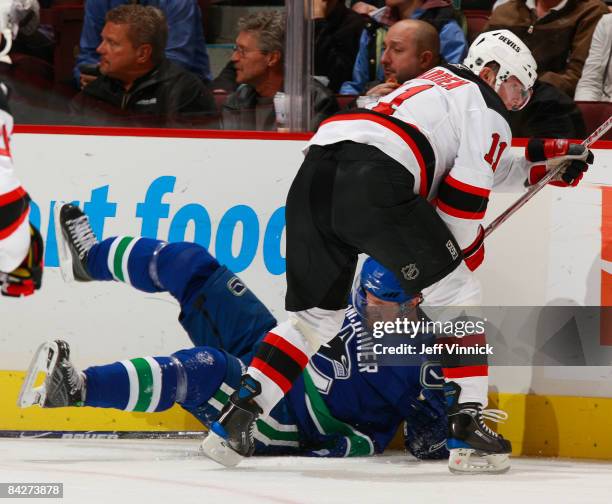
xmin=2 ymin=132 xmax=611 ymax=396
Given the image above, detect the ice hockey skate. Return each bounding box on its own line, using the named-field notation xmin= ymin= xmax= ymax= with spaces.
xmin=54 ymin=202 xmax=98 ymax=282
xmin=200 ymin=374 xmax=263 ymax=467
xmin=445 ymin=383 xmax=511 ymax=474
xmin=17 ymin=340 xmax=86 ymax=408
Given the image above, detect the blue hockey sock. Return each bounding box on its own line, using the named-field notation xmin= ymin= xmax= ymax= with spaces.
xmin=86 ymin=238 xmax=221 ymax=303
xmin=83 ymin=347 xmax=231 ymax=414
xmin=86 ymin=236 xmax=166 ymax=293
xmin=84 ymin=356 xmax=178 ymax=412
xmin=170 ymin=347 xmax=227 ymax=409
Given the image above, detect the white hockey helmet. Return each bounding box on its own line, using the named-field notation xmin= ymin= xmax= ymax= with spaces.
xmin=464 ymin=29 xmax=537 ymax=109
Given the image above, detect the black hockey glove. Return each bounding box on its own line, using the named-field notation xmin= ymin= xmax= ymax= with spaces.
xmin=1 ymin=223 xmax=44 ymax=297
xmin=526 ymin=138 xmax=594 ymax=187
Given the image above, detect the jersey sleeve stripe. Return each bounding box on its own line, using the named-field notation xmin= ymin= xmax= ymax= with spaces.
xmin=0 ymin=191 xmax=30 ymax=240
xmin=0 ymin=186 xmax=26 ymax=205
xmin=319 ymin=111 xmax=435 ymax=198
xmin=443 ymin=174 xmax=491 ymax=198
xmin=436 ymin=195 xmax=487 ymax=220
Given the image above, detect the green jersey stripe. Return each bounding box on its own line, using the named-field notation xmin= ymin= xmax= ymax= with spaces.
xmin=303 ymin=368 xmax=374 ymax=457
xmin=121 ymin=237 xmax=140 ymax=286
xmin=253 ymin=430 xmax=299 ymax=448
xmin=131 ymin=357 xmax=154 ymax=412
xmin=256 ymin=420 xmax=300 ymax=442
xmin=144 ymin=357 xmax=162 ymax=413
xmin=113 ymin=237 xmax=133 ymax=282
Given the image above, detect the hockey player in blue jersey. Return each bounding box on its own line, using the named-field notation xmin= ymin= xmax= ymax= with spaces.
xmin=18 ymin=203 xmax=451 ymax=459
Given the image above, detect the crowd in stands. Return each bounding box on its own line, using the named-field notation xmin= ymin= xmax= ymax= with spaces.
xmin=2 ymin=0 xmax=611 ymax=137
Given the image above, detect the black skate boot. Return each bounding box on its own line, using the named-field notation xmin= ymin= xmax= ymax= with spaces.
xmin=445 ymin=382 xmax=511 ymax=474
xmin=17 ymin=340 xmax=86 ymax=408
xmin=200 ymin=374 xmax=263 ymax=467
xmin=54 ymin=203 xmax=98 ymax=282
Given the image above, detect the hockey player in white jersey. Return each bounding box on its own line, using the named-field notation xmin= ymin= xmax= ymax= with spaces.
xmin=0 ymin=0 xmax=43 ymax=296
xmin=202 ymin=30 xmax=594 ymax=473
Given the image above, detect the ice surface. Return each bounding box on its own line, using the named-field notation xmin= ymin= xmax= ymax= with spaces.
xmin=1 ymin=439 xmax=610 ymax=504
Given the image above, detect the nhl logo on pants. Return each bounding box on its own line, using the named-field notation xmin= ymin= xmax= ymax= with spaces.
xmin=401 ymin=264 xmax=420 ymax=280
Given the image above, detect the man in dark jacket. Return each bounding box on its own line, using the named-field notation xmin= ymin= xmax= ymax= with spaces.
xmin=71 ymin=5 xmax=215 ymax=126
xmin=74 ymin=0 xmax=211 ymax=88
xmin=222 ymin=11 xmax=338 ymax=131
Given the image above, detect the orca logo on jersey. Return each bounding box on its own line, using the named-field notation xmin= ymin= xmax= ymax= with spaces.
xmin=317 ymin=323 xmax=354 ymax=380
xmin=402 ymin=264 xmax=420 ymax=281
xmin=227 ymin=276 xmax=247 ymax=296
xmin=498 ymin=35 xmax=521 ymax=53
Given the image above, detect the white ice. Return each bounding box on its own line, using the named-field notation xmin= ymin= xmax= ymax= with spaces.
xmin=1 ymin=439 xmax=611 ymax=504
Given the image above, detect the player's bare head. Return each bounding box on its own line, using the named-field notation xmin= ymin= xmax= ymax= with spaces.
xmin=232 ymin=11 xmax=285 ymax=87
xmin=464 ymin=30 xmax=537 ymax=111
xmin=104 ymin=5 xmax=167 ymax=66
xmin=381 ymin=19 xmax=440 ymax=84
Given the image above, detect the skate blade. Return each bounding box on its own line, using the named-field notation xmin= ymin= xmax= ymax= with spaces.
xmin=200 ymin=430 xmax=244 ymax=468
xmin=17 ymin=341 xmax=60 ymax=408
xmin=448 ymin=448 xmax=510 ymax=475
xmin=53 ymin=201 xmax=74 ymax=283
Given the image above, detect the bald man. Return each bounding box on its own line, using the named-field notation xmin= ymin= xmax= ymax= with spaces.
xmin=366 ymin=19 xmax=440 ymax=97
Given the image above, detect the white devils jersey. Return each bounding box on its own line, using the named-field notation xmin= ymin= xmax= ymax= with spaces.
xmin=0 ymin=89 xmax=30 ymax=272
xmin=307 ymin=64 xmax=529 ymax=271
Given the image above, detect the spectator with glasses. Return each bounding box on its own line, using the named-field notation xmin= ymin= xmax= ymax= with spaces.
xmin=222 ymin=11 xmax=338 ymax=131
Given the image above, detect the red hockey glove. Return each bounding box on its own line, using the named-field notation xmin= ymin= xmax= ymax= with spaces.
xmin=526 ymin=138 xmax=594 ymax=187
xmin=1 ymin=224 xmax=44 ymax=297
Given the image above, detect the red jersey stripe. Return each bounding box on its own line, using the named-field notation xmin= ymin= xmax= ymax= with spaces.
xmin=437 ymin=199 xmax=486 ymax=220
xmin=319 ymin=113 xmax=430 ymax=197
xmin=0 ymin=186 xmax=26 ymax=206
xmin=444 ymin=174 xmax=491 ymax=198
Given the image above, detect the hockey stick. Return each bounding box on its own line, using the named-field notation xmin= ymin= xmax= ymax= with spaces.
xmin=484 ymin=115 xmax=612 ymax=238
xmin=0 ymin=430 xmax=205 ymax=440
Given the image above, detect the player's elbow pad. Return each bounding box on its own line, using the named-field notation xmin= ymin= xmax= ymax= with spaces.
xmin=462 ymin=226 xmax=485 ymax=271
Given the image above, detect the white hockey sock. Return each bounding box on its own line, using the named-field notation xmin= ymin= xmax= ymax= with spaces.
xmin=448 ymin=376 xmax=489 ymax=407
xmin=248 ymin=308 xmax=345 ymax=416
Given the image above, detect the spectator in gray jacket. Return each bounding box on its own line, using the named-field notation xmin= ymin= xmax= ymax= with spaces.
xmin=222 ymin=11 xmax=338 ymax=131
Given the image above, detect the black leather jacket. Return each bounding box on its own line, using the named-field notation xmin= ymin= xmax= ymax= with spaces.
xmin=71 ymin=59 xmax=216 ymax=126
